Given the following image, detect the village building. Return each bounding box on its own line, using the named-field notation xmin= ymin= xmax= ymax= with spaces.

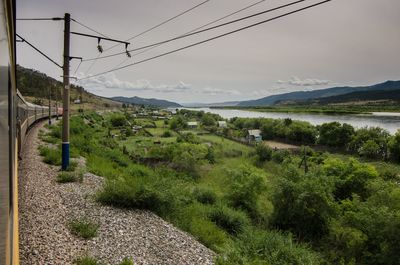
xmin=247 ymin=129 xmax=262 ymax=143
xmin=218 ymin=121 xmax=227 ymax=128
xmin=187 ymin=121 xmax=198 ymax=129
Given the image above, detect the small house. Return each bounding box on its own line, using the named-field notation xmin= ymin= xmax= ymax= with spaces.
xmin=187 ymin=121 xmax=198 ymax=129
xmin=73 ymin=99 xmax=81 ymax=104
xmin=247 ymin=129 xmax=262 ymax=143
xmin=218 ymin=121 xmax=227 ymax=128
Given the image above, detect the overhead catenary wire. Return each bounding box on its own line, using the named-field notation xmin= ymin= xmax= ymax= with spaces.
xmin=110 ymin=0 xmax=268 ymax=69
xmin=82 ymin=0 xmax=306 ymax=62
xmin=79 ymin=0 xmax=332 ymax=80
xmin=104 ymin=0 xmax=211 ymax=52
xmin=71 ymin=17 xmax=113 ymax=74
xmin=16 ymin=33 xmax=63 ymax=68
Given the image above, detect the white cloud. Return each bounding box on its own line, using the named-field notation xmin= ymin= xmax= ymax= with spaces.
xmin=198 ymin=87 xmax=241 ymax=96
xmin=278 ymin=76 xmax=330 ymax=86
xmin=75 ymin=73 xmax=192 ymax=93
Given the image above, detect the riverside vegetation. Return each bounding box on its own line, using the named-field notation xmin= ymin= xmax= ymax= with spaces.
xmin=40 ymin=109 xmax=400 ymax=265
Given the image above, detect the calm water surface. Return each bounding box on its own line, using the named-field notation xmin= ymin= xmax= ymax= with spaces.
xmin=182 ymin=108 xmax=400 ymax=134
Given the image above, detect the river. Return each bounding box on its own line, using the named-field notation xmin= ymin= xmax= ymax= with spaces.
xmin=181 ymin=108 xmax=400 ymax=134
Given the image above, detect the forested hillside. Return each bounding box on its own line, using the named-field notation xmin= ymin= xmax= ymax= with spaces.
xmin=17 ymin=65 xmax=120 ymax=109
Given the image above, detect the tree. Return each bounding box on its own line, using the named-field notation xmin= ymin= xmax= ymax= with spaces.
xmin=255 ymin=144 xmax=272 ymax=162
xmin=389 ymin=130 xmax=400 ymax=162
xmin=201 ymin=114 xmax=216 ymax=127
xmin=318 ymin=122 xmax=355 ymax=148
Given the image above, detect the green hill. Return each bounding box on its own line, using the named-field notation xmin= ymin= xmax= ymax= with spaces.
xmin=17 ymin=65 xmax=121 ymax=110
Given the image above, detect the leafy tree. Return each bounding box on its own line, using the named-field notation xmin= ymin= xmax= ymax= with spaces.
xmin=388 ymin=130 xmax=400 ymax=162
xmin=348 ymin=127 xmax=390 ymax=159
xmin=109 ymin=113 xmax=126 ymax=127
xmin=318 ymin=122 xmax=355 ymax=147
xmin=255 ymin=144 xmax=273 ymax=162
xmin=169 ymin=115 xmax=186 ymax=130
xmin=201 ymin=114 xmax=216 ymax=126
xmin=272 ymin=171 xmax=336 ymax=241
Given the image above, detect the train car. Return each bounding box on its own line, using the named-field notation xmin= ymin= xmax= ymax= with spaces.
xmin=0 ymin=1 xmax=59 ymax=264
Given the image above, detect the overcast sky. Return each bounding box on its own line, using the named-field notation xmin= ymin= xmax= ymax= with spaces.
xmin=16 ymin=0 xmax=400 ymax=103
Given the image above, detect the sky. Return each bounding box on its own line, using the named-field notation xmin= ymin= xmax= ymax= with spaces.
xmin=16 ymin=0 xmax=400 ymax=104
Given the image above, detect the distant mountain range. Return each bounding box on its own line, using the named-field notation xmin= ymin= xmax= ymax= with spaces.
xmin=111 ymin=96 xmax=181 ymax=108
xmin=237 ymin=80 xmax=400 ymax=107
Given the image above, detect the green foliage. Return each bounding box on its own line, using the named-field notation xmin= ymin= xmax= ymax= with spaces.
xmin=217 ymin=228 xmax=323 ymax=265
xmin=118 ymin=258 xmax=134 ymax=265
xmin=255 ymin=144 xmax=273 ymax=162
xmin=323 ymin=158 xmax=378 ymax=200
xmin=201 ymin=113 xmax=216 ymax=126
xmin=209 ymin=204 xmax=250 ymax=235
xmin=225 ymin=166 xmax=271 ymax=224
xmin=161 ymin=130 xmax=172 ymax=137
xmin=318 ymin=122 xmax=355 ymax=148
xmin=389 ymin=129 xmax=400 ymax=162
xmin=271 ymin=149 xmax=291 ymax=163
xmin=348 ymin=127 xmax=390 ymax=159
xmin=109 ymin=113 xmax=126 ymax=127
xmin=272 ymin=170 xmax=336 ymax=241
xmin=169 ymin=115 xmax=187 ymax=130
xmin=177 ymin=132 xmax=201 ymax=144
xmin=73 ymin=256 xmax=103 ymax=265
xmin=69 ymin=218 xmax=99 ymax=239
xmin=38 ymin=145 xmax=61 ymax=165
xmin=193 ymin=187 xmax=217 ymax=204
xmin=56 ymin=171 xmax=83 ymax=183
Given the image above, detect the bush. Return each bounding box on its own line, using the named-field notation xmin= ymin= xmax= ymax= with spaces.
xmin=225 ymin=166 xmax=271 ymax=224
xmin=161 ymin=130 xmax=172 ymax=137
xmin=272 ymin=149 xmax=291 ymax=163
xmin=189 ymin=218 xmax=227 ymax=250
xmin=193 ymin=187 xmax=217 ymax=204
xmin=209 ymin=204 xmax=250 ymax=235
xmin=109 ymin=113 xmax=126 ymax=127
xmin=118 ymin=258 xmax=134 ymax=265
xmin=57 ymin=171 xmax=83 ymax=183
xmin=255 ymin=144 xmax=272 ymax=162
xmin=73 ymin=256 xmax=103 ymax=265
xmin=389 ymin=130 xmax=400 ymax=162
xmin=318 ymin=122 xmax=355 ymax=148
xmin=217 ymin=228 xmax=324 ymax=265
xmin=69 ymin=218 xmax=99 ymax=239
xmin=38 ymin=145 xmax=61 ymax=165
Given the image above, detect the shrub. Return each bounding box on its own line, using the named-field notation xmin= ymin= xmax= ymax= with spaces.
xmin=209 ymin=204 xmax=250 ymax=235
xmin=318 ymin=122 xmax=355 ymax=148
xmin=73 ymin=256 xmax=103 ymax=265
xmin=118 ymin=258 xmax=134 ymax=265
xmin=389 ymin=130 xmax=400 ymax=162
xmin=217 ymin=228 xmax=324 ymax=265
xmin=255 ymin=144 xmax=272 ymax=162
xmin=189 ymin=218 xmax=227 ymax=250
xmin=109 ymin=113 xmax=126 ymax=127
xmin=38 ymin=145 xmax=61 ymax=166
xmin=69 ymin=218 xmax=99 ymax=239
xmin=57 ymin=171 xmax=83 ymax=183
xmin=272 ymin=149 xmax=291 ymax=163
xmin=193 ymin=187 xmax=217 ymax=204
xmin=161 ymin=130 xmax=172 ymax=137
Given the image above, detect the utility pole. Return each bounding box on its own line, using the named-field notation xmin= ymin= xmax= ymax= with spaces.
xmin=62 ymin=13 xmax=70 ymax=170
xmin=48 ymin=84 xmax=51 ymax=125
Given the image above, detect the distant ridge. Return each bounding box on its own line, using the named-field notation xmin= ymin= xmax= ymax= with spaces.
xmin=111 ymin=96 xmax=181 ymax=108
xmin=237 ymin=80 xmax=400 ymax=106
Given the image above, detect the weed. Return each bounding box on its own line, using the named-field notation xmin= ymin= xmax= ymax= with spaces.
xmin=209 ymin=204 xmax=250 ymax=235
xmin=38 ymin=145 xmax=61 ymax=166
xmin=57 ymin=171 xmax=83 ymax=183
xmin=118 ymin=257 xmax=134 ymax=265
xmin=73 ymin=255 xmax=103 ymax=265
xmin=69 ymin=218 xmax=99 ymax=239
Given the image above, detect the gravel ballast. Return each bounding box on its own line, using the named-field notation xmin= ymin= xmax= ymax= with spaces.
xmin=19 ymin=121 xmax=215 ymax=264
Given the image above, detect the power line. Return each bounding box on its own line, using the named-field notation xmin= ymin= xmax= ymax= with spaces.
xmin=16 ymin=33 xmax=62 ymax=68
xmin=82 ymin=0 xmax=305 ymax=62
xmin=17 ymin=17 xmax=63 ymax=21
xmin=71 ymin=18 xmax=110 ymax=38
xmin=79 ymin=0 xmax=332 ymax=80
xmin=104 ymin=0 xmax=211 ymax=52
xmin=111 ymin=0 xmax=267 ymax=68
xmin=71 ymin=17 xmax=113 ymax=75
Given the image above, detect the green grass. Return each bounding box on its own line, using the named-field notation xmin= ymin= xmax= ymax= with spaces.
xmin=118 ymin=257 xmax=134 ymax=265
xmin=56 ymin=171 xmax=83 ymax=183
xmin=73 ymin=256 xmax=103 ymax=265
xmin=69 ymin=218 xmax=99 ymax=239
xmin=38 ymin=145 xmax=61 ymax=165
